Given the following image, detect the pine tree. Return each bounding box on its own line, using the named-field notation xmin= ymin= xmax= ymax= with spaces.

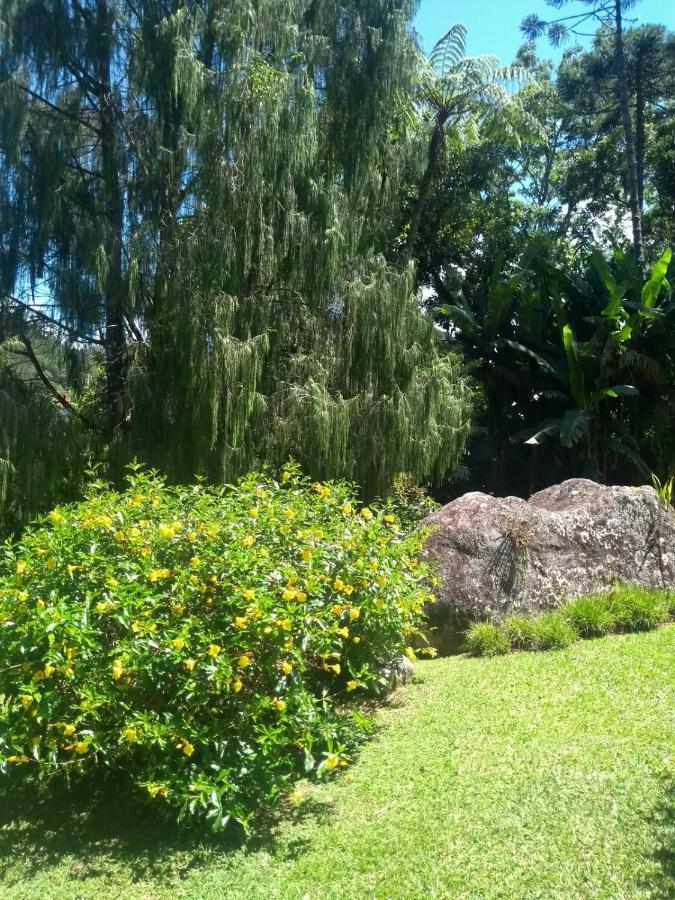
xmin=0 ymin=0 xmax=473 ymax=518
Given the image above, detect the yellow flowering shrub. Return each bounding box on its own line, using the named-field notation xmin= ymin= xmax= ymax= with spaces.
xmin=0 ymin=464 xmax=431 ymax=832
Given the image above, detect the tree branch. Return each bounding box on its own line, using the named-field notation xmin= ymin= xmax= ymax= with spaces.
xmin=17 ymin=333 xmax=100 ymax=431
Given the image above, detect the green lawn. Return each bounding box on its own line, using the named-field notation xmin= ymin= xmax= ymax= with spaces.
xmin=1 ymin=627 xmax=674 ymax=899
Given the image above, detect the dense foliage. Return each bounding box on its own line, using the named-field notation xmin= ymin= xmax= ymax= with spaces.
xmin=1 ymin=2 xmax=674 ymax=522
xmin=0 ymin=0 xmax=473 ymax=534
xmin=0 ymin=465 xmax=433 ymax=830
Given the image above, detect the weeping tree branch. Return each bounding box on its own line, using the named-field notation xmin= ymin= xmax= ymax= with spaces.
xmin=16 ymin=333 xmax=101 ymax=432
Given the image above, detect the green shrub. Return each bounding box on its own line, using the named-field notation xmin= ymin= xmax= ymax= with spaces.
xmin=0 ymin=464 xmax=431 ymax=832
xmin=562 ymin=594 xmax=615 ymax=638
xmin=504 ymin=615 xmax=541 ymax=651
xmin=529 ymin=613 xmax=577 ymax=650
xmin=384 ymin=474 xmax=439 ymax=533
xmin=607 ymin=586 xmax=671 ymax=632
xmin=464 ymin=622 xmax=510 ymax=657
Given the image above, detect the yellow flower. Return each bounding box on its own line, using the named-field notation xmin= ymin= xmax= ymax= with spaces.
xmin=179 ymin=740 xmax=195 ymax=757
xmin=113 ymin=530 xmax=125 ymax=542
xmin=343 ymin=584 xmax=354 ymax=596
xmin=323 ymin=663 xmax=341 ymax=675
xmin=384 ymin=514 xmax=396 ymax=523
xmin=295 ymin=591 xmax=307 ymax=602
xmin=190 ymin=556 xmax=201 ymax=567
xmin=325 ymin=753 xmax=339 ymax=769
xmin=74 ymin=741 xmax=88 ymax=755
xmin=346 ymin=680 xmax=358 ymax=691
xmin=158 ymin=524 xmax=176 ymax=539
xmin=248 ymin=507 xmax=259 ymax=519
xmin=282 ymin=588 xmax=296 ymax=601
xmin=43 ymin=663 xmax=56 ymax=678
xmin=20 ymin=695 xmax=33 ymax=709
xmin=148 ymin=568 xmax=172 ymax=582
xmin=359 ymin=507 xmax=373 ymax=520
xmin=242 ymin=588 xmax=256 ymax=600
xmin=63 ymin=723 xmax=77 ymax=737
xmin=340 ymin=502 xmax=353 ymax=515
xmin=184 ymin=658 xmax=197 ymax=672
xmin=284 ymin=638 xmax=294 ymax=651
xmin=300 ymin=547 xmax=312 ymax=561
xmin=36 ymin=599 xmax=45 ymax=610
xmin=241 ymin=534 xmax=256 ymax=548
xmin=123 ymin=727 xmax=138 ymax=742
xmin=273 ymin=698 xmax=286 ymax=712
xmin=281 ymin=661 xmax=293 ymax=675
xmin=232 ymin=677 xmax=243 ymax=693
xmin=171 ymin=604 xmax=186 ymax=616
xmin=171 ymin=637 xmax=186 ymax=651
xmin=48 ymin=510 xmax=65 ymax=524
xmin=333 ymin=577 xmax=345 ymax=591
xmin=111 ymin=659 xmax=125 ymax=680
xmin=17 ymin=590 xmax=29 ymax=601
xmin=46 ymin=558 xmax=57 ymax=571
xmin=186 ymin=530 xmax=197 ymax=542
xmin=349 ymin=607 xmax=361 ymax=620
xmin=234 ymin=616 xmax=247 ymax=629
xmin=16 ymin=561 xmax=26 ymax=574
xmin=65 ymin=647 xmax=77 ymax=660
xmin=140 ymin=546 xmax=151 ymax=558
xmin=374 ymin=598 xmax=385 ymax=610
xmin=331 ymin=604 xmax=345 ymax=615
xmin=281 ymin=470 xmax=292 ymax=482
xmin=207 ymin=643 xmax=222 ymax=658
xmin=352 ymin=637 xmax=361 ymax=645
xmin=5 ymin=755 xmax=29 ymax=764
xmin=147 ymin=782 xmax=167 ymax=798
xmin=238 ymin=654 xmax=252 ymax=668
xmin=278 ymin=618 xmax=292 ymax=631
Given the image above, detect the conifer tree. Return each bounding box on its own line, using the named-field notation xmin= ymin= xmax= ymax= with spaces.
xmin=0 ymin=0 xmax=473 ymax=517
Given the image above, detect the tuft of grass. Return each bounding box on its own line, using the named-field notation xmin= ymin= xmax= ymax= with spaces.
xmin=608 ymin=585 xmax=672 ymax=632
xmin=464 ymin=621 xmax=510 ymax=657
xmin=0 ymin=628 xmax=672 ymax=899
xmin=529 ymin=612 xmax=578 ymax=650
xmin=504 ymin=615 xmax=541 ymax=650
xmin=563 ymin=594 xmax=616 ymax=637
xmin=468 ymin=586 xmax=672 ymax=658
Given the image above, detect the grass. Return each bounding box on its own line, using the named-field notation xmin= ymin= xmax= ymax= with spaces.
xmin=1 ymin=626 xmax=674 ymax=899
xmin=466 ymin=585 xmax=674 ymax=657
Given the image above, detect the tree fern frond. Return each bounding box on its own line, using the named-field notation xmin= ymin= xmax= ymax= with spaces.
xmin=430 ymin=23 xmax=468 ymax=77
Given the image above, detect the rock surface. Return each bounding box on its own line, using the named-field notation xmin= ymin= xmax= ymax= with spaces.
xmin=421 ymin=479 xmax=675 ymax=648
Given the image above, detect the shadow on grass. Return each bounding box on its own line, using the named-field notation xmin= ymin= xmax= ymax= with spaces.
xmin=0 ymin=772 xmax=334 ymax=890
xmin=643 ymin=778 xmax=675 ymax=899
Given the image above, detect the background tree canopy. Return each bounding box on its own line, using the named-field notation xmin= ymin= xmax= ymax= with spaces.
xmin=0 ymin=0 xmax=473 ymax=531
xmin=0 ymin=0 xmax=674 ymax=532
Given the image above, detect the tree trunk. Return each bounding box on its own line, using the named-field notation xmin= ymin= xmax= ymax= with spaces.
xmin=403 ymin=115 xmax=447 ymax=262
xmin=634 ymin=62 xmax=646 ymax=215
xmin=613 ymin=0 xmax=644 ymax=268
xmin=96 ymin=0 xmax=127 ymax=435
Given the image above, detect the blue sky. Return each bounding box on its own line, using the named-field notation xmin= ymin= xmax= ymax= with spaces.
xmin=415 ymin=0 xmax=675 ymax=61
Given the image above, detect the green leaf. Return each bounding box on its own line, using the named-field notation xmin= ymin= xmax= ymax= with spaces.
xmin=560 ymin=409 xmax=591 ymax=448
xmin=641 ymin=246 xmax=672 ymax=309
xmin=561 ymin=325 xmax=587 ymax=409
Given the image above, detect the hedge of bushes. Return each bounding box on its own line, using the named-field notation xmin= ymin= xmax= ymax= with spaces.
xmin=464 ymin=585 xmax=675 ymax=657
xmin=0 ymin=465 xmax=435 ymax=831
